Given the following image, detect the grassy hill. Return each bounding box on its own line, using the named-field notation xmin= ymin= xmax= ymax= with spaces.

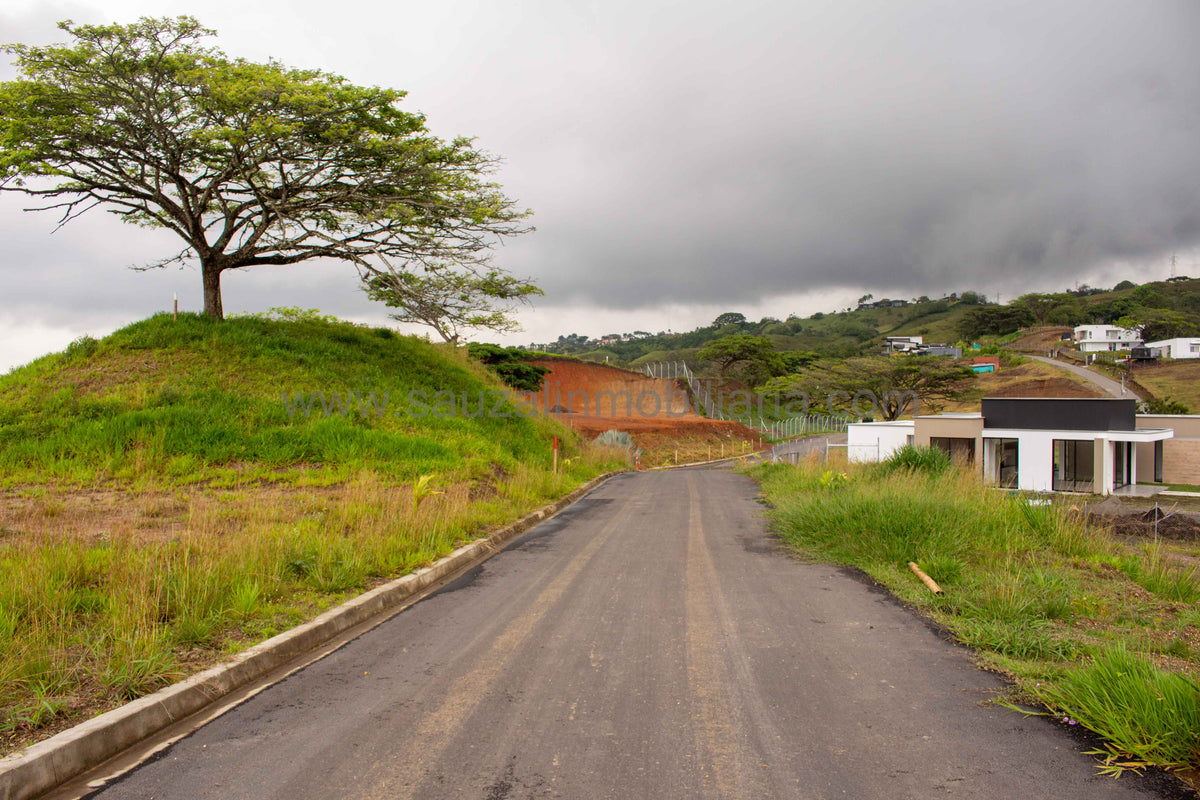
xmin=0 ymin=311 xmax=623 ymax=752
xmin=538 ymin=279 xmax=1200 ymax=372
xmin=0 ymin=311 xmax=580 ymax=487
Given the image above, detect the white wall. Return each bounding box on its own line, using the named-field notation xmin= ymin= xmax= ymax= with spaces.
xmin=1146 ymin=338 xmax=1200 ymax=359
xmin=847 ymin=422 xmax=914 ymax=463
xmin=1013 ymin=430 xmax=1056 ymax=492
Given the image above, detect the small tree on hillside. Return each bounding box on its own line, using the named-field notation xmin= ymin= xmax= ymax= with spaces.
xmin=363 ymin=261 xmax=542 ymax=344
xmin=0 ymin=18 xmax=529 ymax=318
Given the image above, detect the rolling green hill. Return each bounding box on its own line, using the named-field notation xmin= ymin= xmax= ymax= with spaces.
xmin=0 ymin=310 xmax=587 ymax=487
xmin=536 ymin=278 xmax=1200 ymax=372
xmin=0 ymin=310 xmax=622 ymax=752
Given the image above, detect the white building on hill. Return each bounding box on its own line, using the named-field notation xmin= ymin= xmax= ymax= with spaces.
xmin=1145 ymin=338 xmax=1200 ymax=359
xmin=1073 ymin=324 xmax=1140 ymax=352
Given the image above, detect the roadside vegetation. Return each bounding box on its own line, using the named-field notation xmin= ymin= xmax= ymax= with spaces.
xmin=0 ymin=311 xmax=627 ymax=753
xmin=752 ymin=449 xmax=1200 ymax=777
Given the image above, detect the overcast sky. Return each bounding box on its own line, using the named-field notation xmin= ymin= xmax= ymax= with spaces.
xmin=2 ymin=0 xmax=1199 ymax=370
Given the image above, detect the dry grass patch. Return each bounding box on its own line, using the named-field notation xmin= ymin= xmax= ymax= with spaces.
xmin=1132 ymin=361 xmax=1200 ymax=412
xmin=943 ymin=361 xmax=1103 ymax=411
xmin=0 ymin=450 xmax=623 ymax=756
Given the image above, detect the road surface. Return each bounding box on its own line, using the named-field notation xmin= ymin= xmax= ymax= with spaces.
xmin=82 ymin=468 xmax=1178 ymax=799
xmin=1029 ymin=355 xmax=1143 ymax=400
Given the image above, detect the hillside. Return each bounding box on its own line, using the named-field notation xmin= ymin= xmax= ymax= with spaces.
xmin=941 ymin=360 xmax=1104 ymax=412
xmin=0 ymin=311 xmax=580 ymax=487
xmin=0 ymin=311 xmax=624 ymax=753
xmin=529 ymin=278 xmax=1200 ymax=372
xmin=1129 ymin=361 xmax=1200 ymax=413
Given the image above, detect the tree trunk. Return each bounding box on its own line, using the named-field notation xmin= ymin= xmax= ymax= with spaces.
xmin=202 ymin=264 xmax=224 ymax=320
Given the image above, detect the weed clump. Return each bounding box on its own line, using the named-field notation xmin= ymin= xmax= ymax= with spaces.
xmin=1033 ymin=646 xmax=1200 ymax=774
xmin=595 ymin=430 xmax=634 ymax=450
xmin=876 ymin=444 xmax=951 ymax=476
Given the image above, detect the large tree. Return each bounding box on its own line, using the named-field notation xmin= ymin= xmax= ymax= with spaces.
xmin=0 ymin=18 xmax=529 ymax=318
xmin=363 ymin=260 xmax=542 ymax=344
xmin=697 ymin=334 xmax=784 ymax=386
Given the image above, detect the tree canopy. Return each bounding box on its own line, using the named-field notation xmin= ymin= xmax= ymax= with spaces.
xmin=0 ymin=17 xmax=529 ymax=318
xmin=761 ymin=356 xmax=974 ymax=419
xmin=363 ymin=261 xmax=542 ymax=343
xmin=697 ymin=334 xmax=784 ymax=386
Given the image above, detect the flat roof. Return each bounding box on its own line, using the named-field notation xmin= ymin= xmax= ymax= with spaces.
xmin=982 ymin=428 xmax=1173 ymax=442
xmin=916 ymin=412 xmax=981 ymax=419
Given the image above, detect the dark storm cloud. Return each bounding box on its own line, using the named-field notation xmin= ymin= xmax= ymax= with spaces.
xmin=1 ymin=0 xmax=1198 ymax=339
xmin=486 ymin=0 xmax=1200 ymax=306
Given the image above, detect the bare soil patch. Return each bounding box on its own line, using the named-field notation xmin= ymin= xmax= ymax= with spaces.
xmin=516 ymin=359 xmax=769 ymax=464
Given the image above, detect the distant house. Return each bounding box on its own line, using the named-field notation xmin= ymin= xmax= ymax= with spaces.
xmin=1144 ymin=338 xmax=1200 ymax=360
xmin=884 ymin=335 xmax=922 ymax=353
xmin=1073 ymin=324 xmax=1140 ymax=353
xmin=857 ymin=299 xmax=910 ymax=310
xmin=912 ymin=345 xmax=963 ymax=358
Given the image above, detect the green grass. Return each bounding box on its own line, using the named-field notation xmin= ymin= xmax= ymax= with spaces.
xmin=1033 ymin=646 xmax=1200 ymax=774
xmin=0 ymin=311 xmax=628 ymax=751
xmin=752 ymin=458 xmax=1200 ymax=775
xmin=0 ymin=311 xmax=573 ymax=487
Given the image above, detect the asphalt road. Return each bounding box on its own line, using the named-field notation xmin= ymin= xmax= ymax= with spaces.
xmin=84 ymin=468 xmax=1179 ymax=799
xmin=1029 ymin=355 xmax=1143 ymax=400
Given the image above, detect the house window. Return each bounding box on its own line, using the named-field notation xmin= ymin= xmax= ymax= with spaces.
xmin=1052 ymin=440 xmax=1094 ymax=492
xmin=1106 ymin=329 xmax=1119 ymax=338
xmin=1191 ymin=343 xmax=1199 ymax=354
xmin=999 ymin=439 xmax=1019 ymax=488
xmin=930 ymin=436 xmax=975 ymax=465
xmin=1113 ymin=441 xmax=1132 ymax=490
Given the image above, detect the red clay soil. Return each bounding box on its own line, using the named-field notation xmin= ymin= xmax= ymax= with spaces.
xmin=523 ymin=359 xmax=693 ymax=419
xmin=521 ymin=358 xmax=763 ymax=442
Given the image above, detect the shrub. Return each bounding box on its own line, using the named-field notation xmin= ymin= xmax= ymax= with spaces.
xmin=878 ymin=444 xmax=951 ymax=476
xmin=1145 ymin=396 xmax=1190 ymax=415
xmin=595 ymin=430 xmax=634 ymax=449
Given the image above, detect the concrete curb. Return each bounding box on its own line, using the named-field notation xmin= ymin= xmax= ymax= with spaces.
xmin=0 ymin=471 xmax=622 ymax=800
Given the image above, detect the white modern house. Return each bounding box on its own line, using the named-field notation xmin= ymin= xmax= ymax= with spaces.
xmin=1144 ymin=338 xmax=1200 ymax=360
xmin=884 ymin=336 xmax=923 ymax=353
xmin=848 ymin=399 xmax=1179 ymax=495
xmin=1073 ymin=324 xmax=1141 ymax=353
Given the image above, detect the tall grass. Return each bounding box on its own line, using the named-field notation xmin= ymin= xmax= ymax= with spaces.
xmin=754 ymin=459 xmax=1200 ymax=774
xmin=1033 ymin=646 xmax=1200 ymax=774
xmin=0 ymin=312 xmax=628 ymax=748
xmin=1 ymin=453 xmax=622 ymax=745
